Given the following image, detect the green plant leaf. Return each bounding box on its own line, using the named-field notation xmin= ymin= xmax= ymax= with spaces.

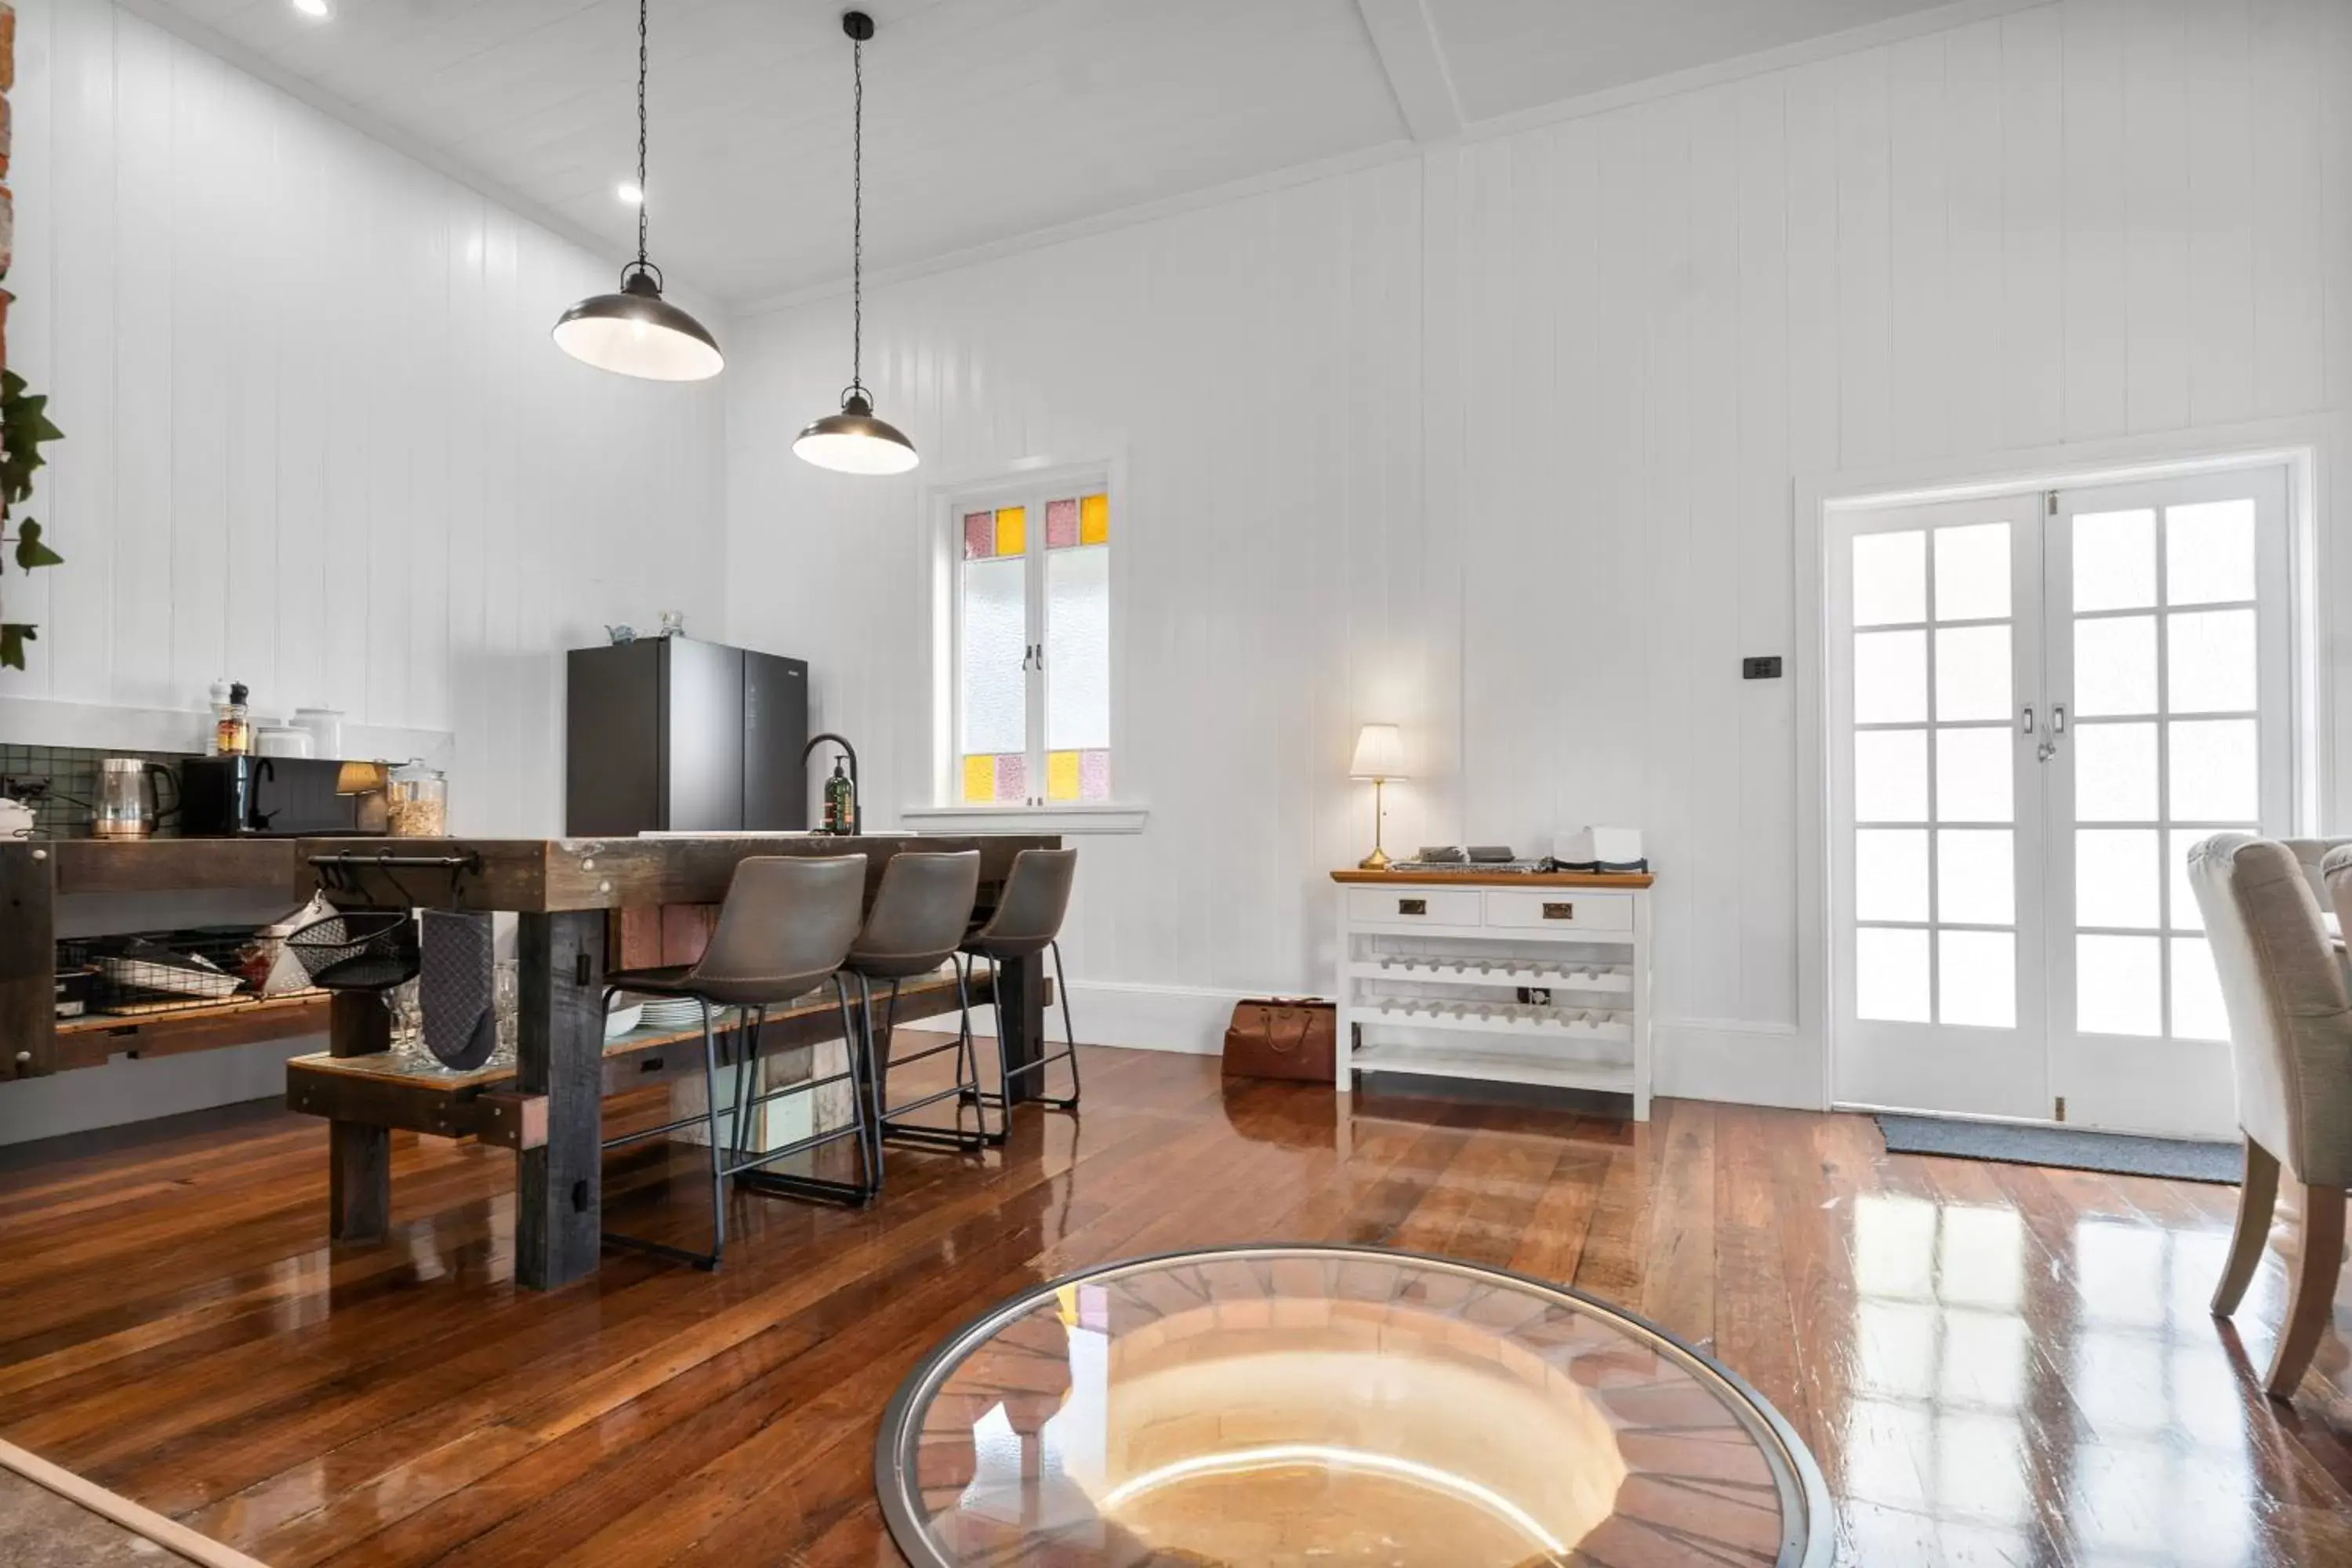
xmin=0 ymin=623 xmax=33 ymax=671
xmin=13 ymin=519 xmax=61 ymax=571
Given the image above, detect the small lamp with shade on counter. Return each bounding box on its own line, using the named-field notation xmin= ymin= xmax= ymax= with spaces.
xmin=1349 ymin=724 xmax=1406 ymax=870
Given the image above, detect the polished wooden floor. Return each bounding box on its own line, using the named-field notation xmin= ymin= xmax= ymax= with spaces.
xmin=3 ymin=1041 xmax=2352 ymax=1566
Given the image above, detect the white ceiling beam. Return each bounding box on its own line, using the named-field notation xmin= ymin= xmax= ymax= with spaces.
xmin=1354 ymin=0 xmax=1461 ymax=144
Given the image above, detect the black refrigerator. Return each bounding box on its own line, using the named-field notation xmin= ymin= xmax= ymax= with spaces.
xmin=564 ymin=637 xmax=809 ymax=835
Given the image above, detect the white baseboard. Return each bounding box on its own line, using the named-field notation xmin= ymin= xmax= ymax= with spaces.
xmin=1652 ymin=1018 xmax=1823 ymax=1111
xmin=982 ymin=980 xmax=1825 ymax=1109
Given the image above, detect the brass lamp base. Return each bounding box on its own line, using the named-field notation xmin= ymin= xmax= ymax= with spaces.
xmin=1358 ymin=846 xmax=1391 ymax=871
xmin=1356 ymin=775 xmax=1391 ymax=870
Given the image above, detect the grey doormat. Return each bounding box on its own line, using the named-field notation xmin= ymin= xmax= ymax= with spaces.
xmin=1875 ymin=1114 xmax=2244 ymax=1184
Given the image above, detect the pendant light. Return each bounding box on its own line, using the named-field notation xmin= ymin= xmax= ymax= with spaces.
xmin=795 ymin=11 xmax=919 ymax=475
xmin=552 ymin=0 xmax=723 ymax=382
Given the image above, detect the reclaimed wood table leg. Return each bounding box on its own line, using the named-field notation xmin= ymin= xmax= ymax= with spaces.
xmin=995 ymin=952 xmax=1047 ymax=1105
xmin=517 ymin=910 xmax=607 ymax=1290
xmin=328 ymin=992 xmax=392 ymax=1242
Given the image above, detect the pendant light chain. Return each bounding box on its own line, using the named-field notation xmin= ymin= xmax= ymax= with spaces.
xmin=634 ymin=0 xmax=650 ymax=269
xmin=849 ymin=27 xmax=865 ymax=400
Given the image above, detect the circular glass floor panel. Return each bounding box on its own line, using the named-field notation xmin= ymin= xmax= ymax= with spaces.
xmin=877 ymin=1245 xmax=1830 ymax=1567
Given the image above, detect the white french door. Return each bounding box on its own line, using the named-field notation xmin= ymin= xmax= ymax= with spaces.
xmin=1830 ymin=464 xmax=2296 ymax=1137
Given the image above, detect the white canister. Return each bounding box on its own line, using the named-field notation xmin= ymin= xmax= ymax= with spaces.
xmin=291 ymin=707 xmax=345 ymax=759
xmin=256 ymin=726 xmax=314 ymax=758
xmin=0 ymin=796 xmax=33 ymax=840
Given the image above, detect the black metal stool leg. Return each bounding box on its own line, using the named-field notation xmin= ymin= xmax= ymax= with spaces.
xmin=601 ymin=995 xmax=729 ymax=1271
xmin=1044 ymin=939 xmax=1081 ymax=1110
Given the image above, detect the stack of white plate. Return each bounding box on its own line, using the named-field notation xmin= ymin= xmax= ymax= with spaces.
xmin=636 ymin=996 xmax=710 ymax=1032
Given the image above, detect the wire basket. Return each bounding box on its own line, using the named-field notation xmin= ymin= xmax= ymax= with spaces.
xmin=286 ymin=911 xmax=422 ymax=993
xmin=62 ymin=928 xmax=260 ymax=1016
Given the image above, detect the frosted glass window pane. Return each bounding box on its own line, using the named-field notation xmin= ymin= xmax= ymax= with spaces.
xmin=2073 ymin=510 xmax=2157 ymax=612
xmin=1935 ymin=625 xmax=2011 ymax=721
xmin=961 ymin=755 xmax=993 ymax=804
xmin=960 ymin=557 xmax=1027 ymax=755
xmin=1080 ymin=749 xmax=1111 ymax=800
xmin=1857 ymin=927 xmax=1931 ymax=1022
xmin=2078 ymin=935 xmax=2162 ymax=1036
xmin=2169 ymin=828 xmax=2250 ymax=934
xmin=1046 ymin=546 xmax=1110 ymax=751
xmin=993 ymin=752 xmax=1026 ymax=804
xmin=1855 ymin=729 xmax=1927 ymax=822
xmin=2166 ymin=499 xmax=2255 ymax=605
xmin=963 ymin=511 xmax=994 ymax=559
xmin=2076 ymin=829 xmax=2161 ymax=930
xmin=1853 ymin=532 xmax=1926 ymax=626
xmin=1938 ymin=829 xmax=2014 ymax=924
xmin=1854 ymin=630 xmax=1926 ymax=724
xmin=1856 ymin=829 xmax=1929 ymax=922
xmin=1936 ymin=728 xmax=2013 ymax=822
xmin=2074 ymin=723 xmax=2158 ymax=822
xmin=2167 ymin=609 xmax=2256 ymax=713
xmin=1940 ymin=931 xmax=2016 ymax=1029
xmin=2170 ymin=938 xmax=2230 ymax=1040
xmin=1047 ymin=750 xmax=1080 ymax=801
xmin=995 ymin=506 xmax=1027 ymax=557
xmin=2169 ymin=719 xmax=2257 ymax=821
xmin=2074 ymin=616 xmax=2156 ymax=717
xmin=1080 ymin=492 xmax=1110 ymax=545
xmin=1935 ymin=523 xmax=2010 ymax=621
xmin=1045 ymin=498 xmax=1080 ymax=550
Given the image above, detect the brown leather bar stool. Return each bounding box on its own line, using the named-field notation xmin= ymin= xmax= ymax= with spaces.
xmin=598 ymin=854 xmax=869 ymax=1270
xmin=846 ymin=849 xmax=985 ymax=1173
xmin=960 ymin=847 xmax=1080 ymax=1144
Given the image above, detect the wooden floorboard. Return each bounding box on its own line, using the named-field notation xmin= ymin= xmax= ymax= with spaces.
xmin=3 ymin=1042 xmax=2351 ymax=1565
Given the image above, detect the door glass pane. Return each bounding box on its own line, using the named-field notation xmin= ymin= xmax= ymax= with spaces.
xmin=2167 ymin=609 xmax=2256 ymax=713
xmin=1856 ymin=829 xmax=1929 ymax=921
xmin=1940 ymin=931 xmax=2016 ymax=1028
xmin=1935 ymin=523 xmax=2010 ymax=621
xmin=1856 ymin=729 xmax=1928 ymax=822
xmin=2073 ymin=510 xmax=2157 ymax=612
xmin=1855 ymin=630 xmax=1927 ymax=724
xmin=2165 ymin=499 xmax=2256 ymax=605
xmin=2076 ymin=829 xmax=2160 ymax=929
xmin=2078 ymin=935 xmax=2162 ymax=1036
xmin=2169 ymin=938 xmax=2230 ymax=1040
xmin=1936 ymin=728 xmax=2013 ymax=822
xmin=1853 ymin=532 xmax=1926 ymax=626
xmin=960 ymin=557 xmax=1028 ymax=763
xmin=1934 ymin=626 xmax=2011 ymax=721
xmin=2074 ymin=723 xmax=2158 ymax=821
xmin=1045 ymin=546 xmax=1111 ymax=751
xmin=1857 ymin=927 xmax=1932 ymax=1022
xmin=2074 ymin=616 xmax=2156 ymax=716
xmin=2169 ymin=719 xmax=2258 ymax=820
xmin=1938 ymin=829 xmax=2014 ymax=924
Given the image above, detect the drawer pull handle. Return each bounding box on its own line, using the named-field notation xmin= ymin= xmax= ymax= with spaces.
xmin=1398 ymin=898 xmax=1426 ymax=916
xmin=1542 ymin=902 xmax=1574 ymax=921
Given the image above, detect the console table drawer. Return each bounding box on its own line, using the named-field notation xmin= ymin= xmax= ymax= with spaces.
xmin=1345 ymin=887 xmax=1483 ymax=927
xmin=1483 ymin=890 xmax=1633 ymax=931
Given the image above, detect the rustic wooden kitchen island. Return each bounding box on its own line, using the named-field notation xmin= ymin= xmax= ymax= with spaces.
xmin=282 ymin=833 xmax=1058 ymax=1290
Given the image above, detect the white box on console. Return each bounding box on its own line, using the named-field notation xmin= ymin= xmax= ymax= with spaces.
xmin=1555 ymin=826 xmax=1642 ymax=865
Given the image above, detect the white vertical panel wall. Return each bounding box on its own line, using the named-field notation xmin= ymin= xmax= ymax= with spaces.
xmin=725 ymin=0 xmax=2352 ymax=1106
xmin=0 ymin=0 xmax=730 ymax=835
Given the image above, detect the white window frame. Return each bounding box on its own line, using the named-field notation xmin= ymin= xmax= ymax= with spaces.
xmin=905 ymin=457 xmax=1146 ymax=835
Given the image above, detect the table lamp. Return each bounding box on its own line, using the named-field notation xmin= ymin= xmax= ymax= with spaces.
xmin=1349 ymin=724 xmax=1406 ymax=870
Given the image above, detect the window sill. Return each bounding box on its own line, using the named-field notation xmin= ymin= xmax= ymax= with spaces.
xmin=898 ymin=804 xmax=1149 ymax=836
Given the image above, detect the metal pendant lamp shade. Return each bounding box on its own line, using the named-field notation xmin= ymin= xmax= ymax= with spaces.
xmin=797 ymin=11 xmax=917 ymax=475
xmin=553 ymin=0 xmax=723 ymax=382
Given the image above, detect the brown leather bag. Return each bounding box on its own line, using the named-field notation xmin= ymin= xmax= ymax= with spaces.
xmin=1222 ymin=996 xmax=1338 ymax=1083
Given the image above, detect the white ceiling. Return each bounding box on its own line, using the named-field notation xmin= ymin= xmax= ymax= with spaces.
xmin=136 ymin=0 xmax=1974 ymax=305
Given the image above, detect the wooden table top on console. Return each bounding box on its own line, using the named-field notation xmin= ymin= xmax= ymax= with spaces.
xmin=296 ymin=833 xmax=1053 ymax=912
xmin=1328 ymin=868 xmax=1655 ymax=888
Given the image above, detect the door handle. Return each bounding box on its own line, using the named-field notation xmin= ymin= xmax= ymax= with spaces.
xmin=2051 ymin=703 xmax=2067 ymax=734
xmin=2020 ymin=706 xmax=2035 ymax=735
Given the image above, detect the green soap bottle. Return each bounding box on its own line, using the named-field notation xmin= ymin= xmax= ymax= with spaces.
xmin=823 ymin=756 xmax=856 ymax=835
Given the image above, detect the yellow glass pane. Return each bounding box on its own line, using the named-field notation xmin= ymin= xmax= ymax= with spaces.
xmin=961 ymin=754 xmax=995 ymax=804
xmin=1080 ymin=493 xmax=1109 ymax=545
xmin=996 ymin=506 xmax=1027 ymax=556
xmin=1047 ymin=750 xmax=1081 ymax=801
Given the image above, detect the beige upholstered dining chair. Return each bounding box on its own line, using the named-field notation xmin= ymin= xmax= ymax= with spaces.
xmin=2190 ymin=833 xmax=2352 ymax=1398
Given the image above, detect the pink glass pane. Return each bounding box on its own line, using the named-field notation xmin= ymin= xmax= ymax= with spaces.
xmin=1045 ymin=498 xmax=1080 ymax=550
xmin=962 ymin=512 xmax=994 ymax=560
xmin=1079 ymin=749 xmax=1110 ymax=801
xmin=993 ymin=752 xmax=1026 ymax=803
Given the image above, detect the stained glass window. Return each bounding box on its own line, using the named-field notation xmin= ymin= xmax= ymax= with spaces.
xmin=952 ymin=479 xmax=1112 ymax=807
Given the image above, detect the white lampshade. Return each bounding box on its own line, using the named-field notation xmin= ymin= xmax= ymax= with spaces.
xmin=1349 ymin=724 xmax=1406 ymax=781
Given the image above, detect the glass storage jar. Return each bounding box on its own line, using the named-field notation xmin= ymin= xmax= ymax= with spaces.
xmin=386 ymin=760 xmax=448 ymax=838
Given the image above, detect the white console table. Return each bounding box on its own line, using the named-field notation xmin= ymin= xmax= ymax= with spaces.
xmin=1330 ymin=869 xmax=1653 ymax=1120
